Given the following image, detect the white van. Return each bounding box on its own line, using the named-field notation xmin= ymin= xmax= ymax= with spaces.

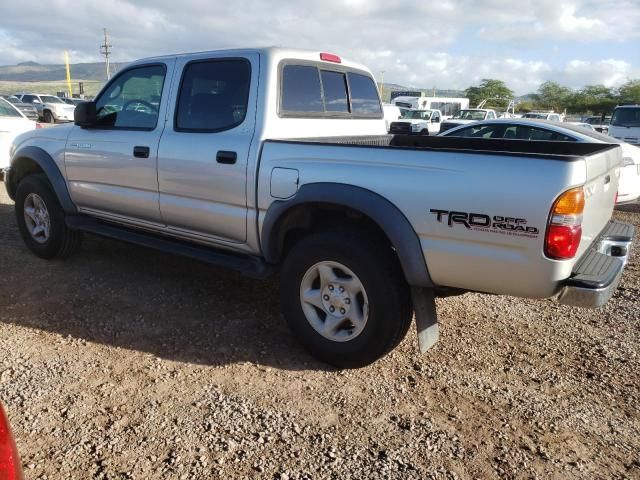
xmin=609 ymin=105 xmax=640 ymax=145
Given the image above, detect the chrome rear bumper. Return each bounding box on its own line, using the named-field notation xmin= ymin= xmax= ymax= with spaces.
xmin=557 ymin=221 xmax=634 ymax=308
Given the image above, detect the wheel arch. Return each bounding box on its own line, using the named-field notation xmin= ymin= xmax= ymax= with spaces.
xmin=7 ymin=146 xmax=77 ymax=214
xmin=261 ymin=183 xmax=433 ymax=287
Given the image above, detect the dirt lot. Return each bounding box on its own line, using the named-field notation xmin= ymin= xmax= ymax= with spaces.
xmin=0 ymin=186 xmax=638 ymax=480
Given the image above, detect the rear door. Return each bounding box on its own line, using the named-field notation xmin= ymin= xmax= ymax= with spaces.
xmin=65 ymin=62 xmax=174 ymax=226
xmin=156 ymin=53 xmax=258 ymax=244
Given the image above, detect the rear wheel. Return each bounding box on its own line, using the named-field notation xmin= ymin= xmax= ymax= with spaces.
xmin=15 ymin=174 xmax=82 ymax=259
xmin=280 ymin=228 xmax=412 ymax=368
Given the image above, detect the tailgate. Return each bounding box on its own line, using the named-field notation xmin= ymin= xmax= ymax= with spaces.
xmin=577 ymin=144 xmax=621 ymax=258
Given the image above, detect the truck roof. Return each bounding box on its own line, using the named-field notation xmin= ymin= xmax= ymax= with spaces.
xmin=129 ymin=47 xmax=373 ymax=76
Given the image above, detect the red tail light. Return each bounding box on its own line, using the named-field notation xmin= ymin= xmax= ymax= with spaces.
xmin=0 ymin=404 xmax=22 ymax=480
xmin=545 ymin=224 xmax=582 ymax=259
xmin=35 ymin=123 xmax=44 ymax=129
xmin=544 ymin=187 xmax=584 ymax=260
xmin=320 ymin=52 xmax=341 ymax=63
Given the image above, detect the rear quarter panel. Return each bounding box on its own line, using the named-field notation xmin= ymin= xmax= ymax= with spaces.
xmin=258 ymin=142 xmax=595 ymax=298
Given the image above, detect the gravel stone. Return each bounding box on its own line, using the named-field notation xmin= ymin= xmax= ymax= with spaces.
xmin=0 ymin=188 xmax=638 ymax=479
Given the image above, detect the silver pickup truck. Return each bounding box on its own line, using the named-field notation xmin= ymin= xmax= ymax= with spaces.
xmin=4 ymin=48 xmax=635 ymax=367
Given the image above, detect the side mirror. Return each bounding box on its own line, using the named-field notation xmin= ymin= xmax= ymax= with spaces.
xmin=74 ymin=101 xmax=97 ymax=127
xmin=32 ymin=99 xmax=41 ymax=104
xmin=432 ymin=118 xmax=439 ymax=123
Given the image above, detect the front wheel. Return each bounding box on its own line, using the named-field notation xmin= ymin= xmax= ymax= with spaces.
xmin=280 ymin=228 xmax=412 ymax=368
xmin=15 ymin=174 xmax=82 ymax=259
xmin=43 ymin=110 xmax=55 ymax=123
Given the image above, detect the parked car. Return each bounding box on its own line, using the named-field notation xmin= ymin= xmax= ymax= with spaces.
xmin=0 ymin=402 xmax=23 ymax=480
xmin=14 ymin=93 xmax=76 ymax=123
xmin=0 ymin=95 xmax=39 ymax=121
xmin=389 ymin=108 xmax=442 ymax=135
xmin=609 ymin=104 xmax=640 ymax=146
xmin=382 ymin=104 xmax=402 ymax=132
xmin=0 ymin=97 xmax=38 ymax=179
xmin=584 ymin=115 xmax=611 ymax=133
xmin=522 ymin=111 xmax=563 ymax=122
xmin=440 ymin=118 xmax=640 ymax=204
xmin=4 ymin=48 xmax=634 ymax=367
xmin=438 ymin=108 xmax=498 ymax=133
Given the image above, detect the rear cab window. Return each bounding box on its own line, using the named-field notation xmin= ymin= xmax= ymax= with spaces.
xmin=279 ymin=61 xmax=382 ymax=118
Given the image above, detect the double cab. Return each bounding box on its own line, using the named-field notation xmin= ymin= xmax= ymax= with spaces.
xmin=5 ymin=48 xmax=634 ymax=367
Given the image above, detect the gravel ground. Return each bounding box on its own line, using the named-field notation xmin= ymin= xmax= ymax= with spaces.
xmin=0 ymin=186 xmax=638 ymax=480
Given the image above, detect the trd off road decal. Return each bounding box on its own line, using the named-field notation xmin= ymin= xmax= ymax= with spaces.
xmin=430 ymin=209 xmax=540 ymax=238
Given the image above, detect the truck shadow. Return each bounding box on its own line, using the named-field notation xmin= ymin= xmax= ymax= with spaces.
xmin=0 ymin=200 xmax=332 ymax=372
xmin=615 ymin=202 xmax=640 ymax=214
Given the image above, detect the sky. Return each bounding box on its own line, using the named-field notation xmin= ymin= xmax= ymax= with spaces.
xmin=0 ymin=0 xmax=638 ymax=94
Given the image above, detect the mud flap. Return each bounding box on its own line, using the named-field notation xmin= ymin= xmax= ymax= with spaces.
xmin=411 ymin=287 xmax=439 ymax=353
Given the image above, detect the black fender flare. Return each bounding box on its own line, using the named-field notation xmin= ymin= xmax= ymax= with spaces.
xmin=261 ymin=183 xmax=433 ymax=287
xmin=8 ymin=146 xmax=77 ymax=214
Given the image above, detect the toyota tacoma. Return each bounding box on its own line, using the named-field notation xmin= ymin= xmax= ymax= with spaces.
xmin=4 ymin=48 xmax=634 ymax=367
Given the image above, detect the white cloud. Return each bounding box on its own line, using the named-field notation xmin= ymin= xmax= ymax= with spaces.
xmin=559 ymin=59 xmax=638 ymax=87
xmin=0 ymin=0 xmax=637 ymax=94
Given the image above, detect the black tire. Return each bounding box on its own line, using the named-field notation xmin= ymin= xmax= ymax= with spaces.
xmin=419 ymin=129 xmax=429 ymax=136
xmin=280 ymin=228 xmax=412 ymax=368
xmin=43 ymin=110 xmax=54 ymax=123
xmin=15 ymin=174 xmax=82 ymax=259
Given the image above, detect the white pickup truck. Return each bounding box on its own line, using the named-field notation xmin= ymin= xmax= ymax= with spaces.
xmin=388 ymin=108 xmax=443 ymax=135
xmin=5 ymin=48 xmax=634 ymax=367
xmin=438 ymin=108 xmax=498 ymax=133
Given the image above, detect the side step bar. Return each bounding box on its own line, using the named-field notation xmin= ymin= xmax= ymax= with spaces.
xmin=66 ymin=215 xmax=274 ymax=279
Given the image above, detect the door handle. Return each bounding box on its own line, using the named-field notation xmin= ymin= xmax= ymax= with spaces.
xmin=216 ymin=151 xmax=237 ymax=164
xmin=133 ymin=146 xmax=150 ymax=158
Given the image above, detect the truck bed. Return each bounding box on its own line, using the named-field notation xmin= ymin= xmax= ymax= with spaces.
xmin=270 ymin=134 xmax=619 ymax=159
xmin=260 ymin=135 xmax=621 ymax=298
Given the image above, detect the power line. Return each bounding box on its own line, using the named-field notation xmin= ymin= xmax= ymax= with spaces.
xmin=99 ymin=28 xmax=112 ymax=80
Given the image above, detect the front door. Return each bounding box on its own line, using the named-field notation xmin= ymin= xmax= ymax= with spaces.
xmin=157 ymin=54 xmax=257 ymax=244
xmin=65 ymin=61 xmax=174 ymax=227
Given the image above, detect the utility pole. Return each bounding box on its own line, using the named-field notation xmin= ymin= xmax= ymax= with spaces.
xmin=100 ymin=28 xmax=112 ymax=80
xmin=379 ymin=70 xmax=385 ymax=99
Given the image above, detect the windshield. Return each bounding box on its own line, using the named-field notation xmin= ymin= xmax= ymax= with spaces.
xmin=611 ymin=107 xmax=640 ymax=127
xmin=41 ymin=95 xmax=64 ymax=104
xmin=0 ymin=98 xmax=23 ymax=118
xmin=453 ymin=110 xmax=486 ymax=120
xmin=401 ymin=110 xmax=432 ymax=120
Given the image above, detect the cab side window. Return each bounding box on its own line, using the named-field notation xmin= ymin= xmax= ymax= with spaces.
xmin=175 ymin=59 xmax=251 ymax=132
xmin=94 ymin=64 xmax=166 ymax=129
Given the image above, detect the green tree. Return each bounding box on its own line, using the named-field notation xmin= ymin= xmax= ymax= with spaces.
xmin=464 ymin=79 xmax=514 ymax=108
xmin=569 ymin=85 xmax=617 ymax=114
xmin=618 ymin=80 xmax=640 ymax=104
xmin=537 ymin=81 xmax=572 ymax=112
